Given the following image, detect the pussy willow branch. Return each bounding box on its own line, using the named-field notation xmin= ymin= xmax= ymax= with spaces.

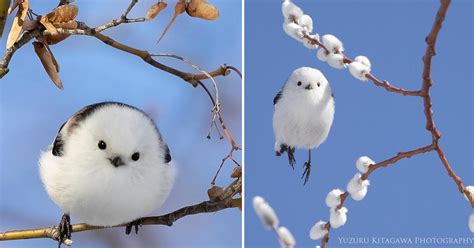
xmin=319 ymin=0 xmax=473 ymax=247
xmin=0 ymin=0 xmax=243 ymax=244
xmin=0 ymin=178 xmax=242 ymax=242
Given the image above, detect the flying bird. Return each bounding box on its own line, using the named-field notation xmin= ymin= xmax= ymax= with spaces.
xmin=273 ymin=67 xmax=335 ymax=185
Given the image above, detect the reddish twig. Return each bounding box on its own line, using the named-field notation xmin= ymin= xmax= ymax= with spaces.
xmin=316 ymin=0 xmax=473 ymax=247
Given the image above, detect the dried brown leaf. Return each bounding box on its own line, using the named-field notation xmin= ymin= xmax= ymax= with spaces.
xmin=207 ymin=186 xmax=224 ymax=202
xmin=33 ymin=41 xmax=63 ymax=89
xmin=230 ymin=166 xmax=242 ymax=178
xmin=157 ymin=1 xmax=186 ymax=44
xmin=0 ymin=0 xmax=11 ymax=37
xmin=6 ymin=0 xmax=28 ymax=49
xmin=46 ymin=4 xmax=78 ymax=24
xmin=39 ymin=15 xmax=57 ymax=35
xmin=52 ymin=19 xmax=77 ymax=29
xmin=43 ymin=20 xmax=78 ymax=45
xmin=145 ymin=2 xmax=167 ymax=20
xmin=186 ymin=0 xmax=219 ymax=21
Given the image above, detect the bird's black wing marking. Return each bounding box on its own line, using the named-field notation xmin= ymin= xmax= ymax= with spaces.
xmin=52 ymin=121 xmax=67 ymax=156
xmin=273 ymin=90 xmax=283 ymax=105
xmin=164 ymin=144 xmax=172 ymax=163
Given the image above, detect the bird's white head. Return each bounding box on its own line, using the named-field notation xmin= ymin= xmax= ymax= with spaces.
xmin=283 ymin=67 xmax=332 ymax=104
xmin=55 ymin=102 xmax=171 ymax=173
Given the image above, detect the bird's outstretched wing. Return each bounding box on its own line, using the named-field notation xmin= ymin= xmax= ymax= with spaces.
xmin=273 ymin=90 xmax=282 ymax=105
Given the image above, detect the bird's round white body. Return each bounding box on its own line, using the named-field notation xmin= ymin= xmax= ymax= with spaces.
xmin=273 ymin=67 xmax=335 ymax=150
xmin=39 ymin=102 xmax=175 ymax=226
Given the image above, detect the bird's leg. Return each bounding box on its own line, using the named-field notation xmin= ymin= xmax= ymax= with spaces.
xmin=275 ymin=144 xmax=287 ymax=156
xmin=57 ymin=214 xmax=72 ymax=248
xmin=125 ymin=219 xmax=143 ymax=235
xmin=301 ymin=149 xmax=312 ymax=185
xmin=287 ymin=146 xmax=296 ymax=169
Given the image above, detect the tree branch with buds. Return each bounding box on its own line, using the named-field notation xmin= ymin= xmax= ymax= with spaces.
xmin=277 ymin=0 xmax=472 ymax=247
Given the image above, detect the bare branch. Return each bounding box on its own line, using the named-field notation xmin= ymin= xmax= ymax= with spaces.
xmin=0 ymin=199 xmax=236 ymax=242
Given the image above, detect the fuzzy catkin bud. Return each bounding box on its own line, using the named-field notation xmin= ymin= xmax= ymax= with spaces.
xmin=327 ymin=53 xmax=345 ymax=69
xmin=309 ymin=220 xmax=328 ymax=240
xmin=329 ymin=207 xmax=348 ymax=228
xmin=322 ymin=34 xmax=344 ymax=53
xmin=278 ymin=226 xmax=296 ymax=248
xmin=348 ymin=62 xmax=370 ymax=81
xmin=469 ymin=213 xmax=474 ymax=233
xmin=282 ymin=0 xmax=303 ymax=21
xmin=325 ymin=188 xmax=344 ymax=208
xmin=356 ymin=156 xmax=375 ymax=173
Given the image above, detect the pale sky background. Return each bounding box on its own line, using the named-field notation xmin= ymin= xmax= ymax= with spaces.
xmin=245 ymin=0 xmax=473 ymax=247
xmin=1 ymin=0 xmax=242 ymax=247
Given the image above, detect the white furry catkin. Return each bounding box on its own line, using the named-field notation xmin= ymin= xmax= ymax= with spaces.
xmin=349 ymin=62 xmax=370 ymax=81
xmin=282 ymin=0 xmax=303 ymax=21
xmin=464 ymin=185 xmax=474 ymax=202
xmin=327 ymin=53 xmax=345 ymax=69
xmin=329 ymin=207 xmax=348 ymax=228
xmin=356 ymin=156 xmax=375 ymax=173
xmin=309 ymin=220 xmax=328 ymax=240
xmin=347 ymin=173 xmax=370 ymax=198
xmin=316 ymin=48 xmax=329 ymax=62
xmin=298 ymin=14 xmax=313 ymax=33
xmin=325 ymin=188 xmax=344 ymax=208
xmin=278 ymin=226 xmax=296 ymax=248
xmin=303 ymin=34 xmax=320 ymax=49
xmin=283 ymin=22 xmax=305 ymax=41
xmin=253 ymin=196 xmax=279 ymax=230
xmin=322 ymin=34 xmax=344 ymax=53
xmin=354 ymin=55 xmax=371 ymax=69
xmin=469 ymin=213 xmax=474 ymax=233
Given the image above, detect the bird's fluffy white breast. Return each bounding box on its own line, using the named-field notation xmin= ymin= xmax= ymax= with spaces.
xmin=273 ymin=85 xmax=335 ymax=149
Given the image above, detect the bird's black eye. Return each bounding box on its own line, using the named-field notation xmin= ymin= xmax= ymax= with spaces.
xmin=317 ymin=82 xmax=321 ymax=87
xmin=297 ymin=81 xmax=302 ymax=86
xmin=98 ymin=140 xmax=106 ymax=150
xmin=131 ymin=152 xmax=140 ymax=161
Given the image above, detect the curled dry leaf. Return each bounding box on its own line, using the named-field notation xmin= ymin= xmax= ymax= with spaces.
xmin=46 ymin=4 xmax=78 ymax=24
xmin=230 ymin=166 xmax=242 ymax=178
xmin=41 ymin=5 xmax=78 ymax=45
xmin=39 ymin=15 xmax=58 ymax=35
xmin=33 ymin=41 xmax=63 ymax=89
xmin=157 ymin=1 xmax=186 ymax=44
xmin=0 ymin=0 xmax=11 ymax=37
xmin=186 ymin=0 xmax=219 ymax=21
xmin=145 ymin=1 xmax=167 ymax=21
xmin=207 ymin=186 xmax=224 ymax=202
xmin=6 ymin=0 xmax=28 ymax=49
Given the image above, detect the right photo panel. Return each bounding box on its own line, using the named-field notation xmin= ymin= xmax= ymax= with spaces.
xmin=245 ymin=0 xmax=473 ymax=247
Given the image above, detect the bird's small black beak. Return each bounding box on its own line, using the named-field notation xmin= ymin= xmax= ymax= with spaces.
xmin=305 ymin=84 xmax=313 ymax=90
xmin=109 ymin=156 xmax=125 ymax=167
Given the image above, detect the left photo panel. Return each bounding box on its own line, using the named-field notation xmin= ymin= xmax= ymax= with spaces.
xmin=0 ymin=1 xmax=242 ymax=247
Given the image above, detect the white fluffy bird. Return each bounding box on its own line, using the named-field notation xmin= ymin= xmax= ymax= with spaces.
xmin=39 ymin=102 xmax=175 ymax=245
xmin=273 ymin=67 xmax=335 ymax=184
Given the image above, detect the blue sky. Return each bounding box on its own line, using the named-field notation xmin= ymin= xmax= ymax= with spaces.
xmin=0 ymin=1 xmax=241 ymax=247
xmin=245 ymin=0 xmax=473 ymax=247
